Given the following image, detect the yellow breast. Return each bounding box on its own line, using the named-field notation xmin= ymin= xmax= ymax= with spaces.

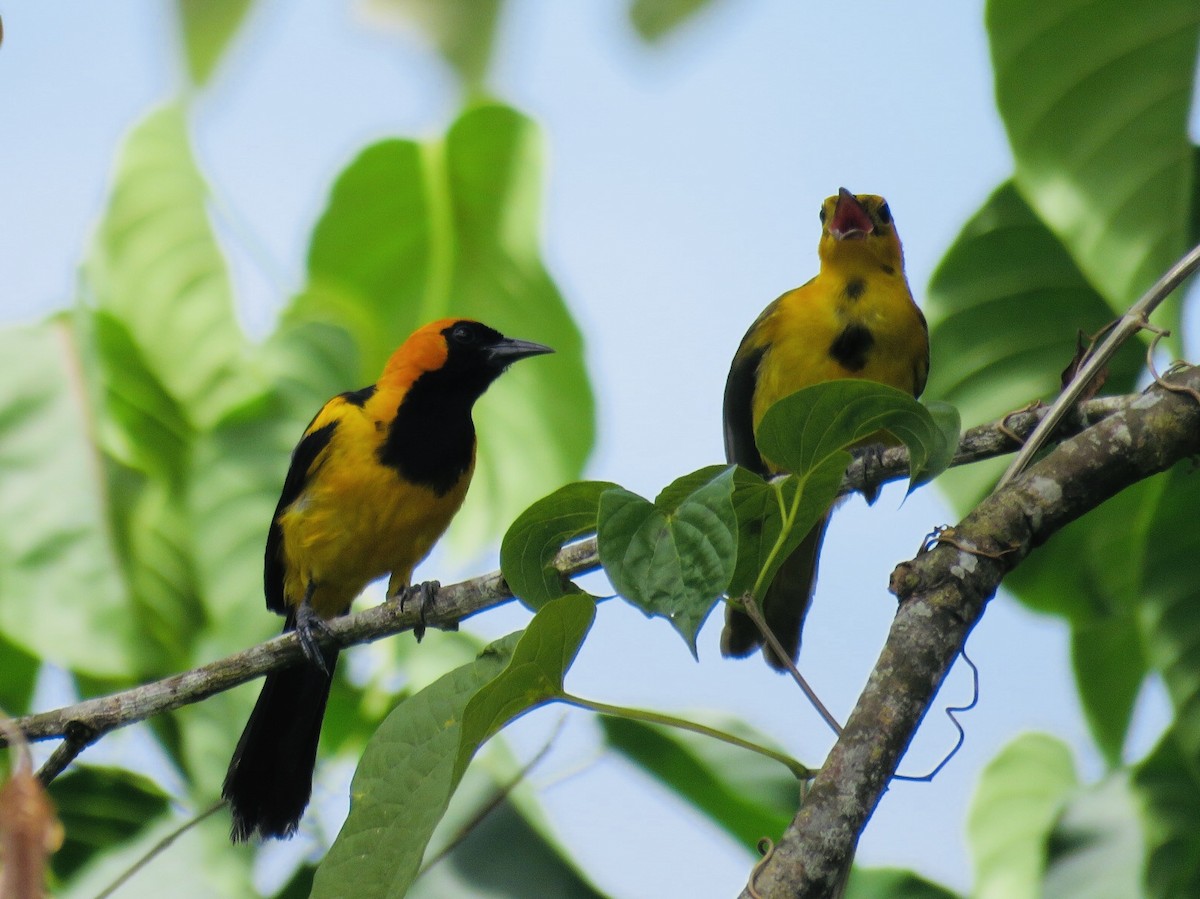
xmin=279 ymin=409 xmax=472 ymax=619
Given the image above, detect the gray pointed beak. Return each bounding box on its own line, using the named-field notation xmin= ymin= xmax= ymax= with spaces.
xmin=487 ymin=337 xmax=555 ymax=366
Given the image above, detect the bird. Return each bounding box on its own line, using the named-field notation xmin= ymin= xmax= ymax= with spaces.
xmin=222 ymin=317 xmax=553 ymax=841
xmin=721 ymin=189 xmax=929 ymax=671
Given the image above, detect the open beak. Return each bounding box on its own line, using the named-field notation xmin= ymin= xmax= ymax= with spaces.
xmin=828 ymin=187 xmax=874 ymax=240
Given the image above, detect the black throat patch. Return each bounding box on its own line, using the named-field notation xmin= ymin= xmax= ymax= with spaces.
xmin=377 ymin=368 xmax=485 ymax=496
xmin=829 ymin=323 xmax=874 ymax=372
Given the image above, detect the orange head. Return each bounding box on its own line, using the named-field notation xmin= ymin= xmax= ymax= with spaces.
xmin=380 ymin=318 xmax=553 ymax=395
xmin=816 ymin=188 xmax=904 ymax=273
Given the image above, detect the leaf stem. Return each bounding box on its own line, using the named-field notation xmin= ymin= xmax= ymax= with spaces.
xmin=750 ymin=476 xmax=805 ymax=600
xmin=556 ymin=692 xmax=811 ymax=780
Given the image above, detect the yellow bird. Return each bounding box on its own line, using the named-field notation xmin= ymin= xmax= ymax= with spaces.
xmin=721 ymin=189 xmax=929 ymax=670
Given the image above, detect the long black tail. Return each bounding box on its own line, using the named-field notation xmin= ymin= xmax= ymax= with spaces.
xmin=222 ymin=615 xmax=337 ymax=842
xmin=721 ymin=513 xmax=830 ymax=671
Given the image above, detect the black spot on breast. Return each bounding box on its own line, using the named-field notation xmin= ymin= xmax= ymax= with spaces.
xmin=843 ymin=278 xmax=866 ymax=300
xmin=340 ymin=384 xmax=377 ymax=407
xmin=829 ymin=324 xmax=874 ymax=372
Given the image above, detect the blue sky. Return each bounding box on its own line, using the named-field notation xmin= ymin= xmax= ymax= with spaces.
xmin=1 ymin=1 xmax=1175 ymax=896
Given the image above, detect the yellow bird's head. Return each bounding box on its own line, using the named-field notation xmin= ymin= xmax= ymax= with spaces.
xmin=816 ymin=188 xmax=904 ymax=273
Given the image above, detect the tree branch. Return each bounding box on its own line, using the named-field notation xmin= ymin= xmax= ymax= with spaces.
xmin=0 ymin=391 xmax=1146 ymax=762
xmin=741 ymin=365 xmax=1200 ymax=898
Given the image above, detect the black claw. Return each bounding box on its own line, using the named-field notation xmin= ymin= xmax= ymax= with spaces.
xmin=399 ymin=580 xmax=441 ymax=643
xmin=294 ymin=599 xmax=333 ymax=675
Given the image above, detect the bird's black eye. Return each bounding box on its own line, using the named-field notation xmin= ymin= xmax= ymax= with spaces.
xmin=819 ymin=206 xmax=827 ymax=224
xmin=451 ymin=324 xmax=475 ymax=344
xmin=877 ymin=202 xmax=892 ymax=225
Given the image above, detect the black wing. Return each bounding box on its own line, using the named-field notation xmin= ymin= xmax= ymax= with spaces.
xmin=264 ymin=420 xmax=339 ymax=614
xmin=722 ymin=302 xmax=777 ymax=477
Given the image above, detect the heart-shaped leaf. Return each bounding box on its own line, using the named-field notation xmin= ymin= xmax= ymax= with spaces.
xmin=597 ymin=468 xmax=738 ymax=654
xmin=500 ymin=481 xmax=617 ymax=610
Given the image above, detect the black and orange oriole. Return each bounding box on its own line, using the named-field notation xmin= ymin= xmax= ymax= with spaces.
xmin=722 ymin=189 xmax=928 ymax=670
xmin=223 ymin=318 xmax=552 ymax=841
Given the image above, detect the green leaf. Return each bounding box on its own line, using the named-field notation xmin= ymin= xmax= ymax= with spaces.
xmin=87 ymin=103 xmax=256 ymax=428
xmin=988 ymin=0 xmax=1200 ymax=313
xmin=845 ymin=867 xmax=964 ymax=899
xmin=967 ymin=733 xmax=1079 ymax=899
xmin=313 ymin=633 xmax=520 ymax=899
xmin=1136 ymin=463 xmax=1200 ymax=768
xmin=1134 ymin=729 xmax=1200 ymax=899
xmin=84 ymin=310 xmax=192 ymax=491
xmin=50 ymin=766 xmax=170 ymax=882
xmin=360 ymin=0 xmax=502 ymax=87
xmin=410 ymin=786 xmax=607 ymax=898
xmin=756 ymin=380 xmax=952 ymax=491
xmin=0 ymin=633 xmax=38 ymax=715
xmin=500 ymin=481 xmax=617 ymax=610
xmin=455 ymin=594 xmax=596 ymax=782
xmin=726 ymin=468 xmax=829 ymax=600
xmin=1041 ymin=772 xmax=1146 ymax=899
xmin=600 ymin=714 xmax=796 ymax=848
xmin=175 ymin=0 xmax=254 ymax=84
xmin=304 ymin=104 xmax=593 ymax=549
xmin=0 ymin=321 xmax=132 ymax=677
xmin=58 ymin=812 xmax=256 ymax=899
xmin=628 ymin=0 xmax=717 ymax=42
xmin=925 ymin=181 xmax=1145 ymax=510
xmin=597 ymin=469 xmax=737 ymax=653
xmin=923 ymin=401 xmax=962 ymax=486
xmin=1070 ymin=618 xmax=1147 ymax=767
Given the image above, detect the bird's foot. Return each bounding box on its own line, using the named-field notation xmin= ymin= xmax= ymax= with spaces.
xmin=294 ymin=600 xmax=334 ymax=675
xmin=859 ymin=443 xmax=887 ymax=504
xmin=398 ymin=580 xmax=441 ymax=643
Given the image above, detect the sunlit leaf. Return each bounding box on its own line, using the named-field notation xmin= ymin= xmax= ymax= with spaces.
xmin=967 ymin=733 xmax=1078 ymax=899
xmin=87 ymin=103 xmax=257 ymax=428
xmin=0 ymin=321 xmax=132 ymax=677
xmin=988 ymin=0 xmax=1200 ymax=314
xmin=925 ymin=181 xmax=1145 ymax=509
xmin=175 ymin=0 xmax=255 ymax=84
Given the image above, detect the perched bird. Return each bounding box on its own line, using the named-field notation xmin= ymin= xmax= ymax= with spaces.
xmin=223 ymin=318 xmax=553 ymax=841
xmin=721 ymin=189 xmax=929 ymax=671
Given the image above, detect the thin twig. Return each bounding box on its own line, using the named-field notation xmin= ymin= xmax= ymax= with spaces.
xmin=36 ymin=721 xmax=97 ymax=785
xmin=92 ymin=801 xmax=224 ymax=899
xmin=737 ymin=593 xmax=843 ymax=738
xmin=996 ymin=240 xmax=1200 ymax=489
